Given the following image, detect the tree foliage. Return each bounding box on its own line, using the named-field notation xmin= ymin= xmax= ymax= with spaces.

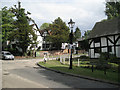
xmin=8 ymin=2 xmax=37 ymax=55
xmin=46 ymin=17 xmax=70 ymax=50
xmin=40 ymin=23 xmax=50 ymax=30
xmin=105 ymin=1 xmax=120 ymax=19
xmin=73 ymin=27 xmax=81 ymax=41
xmin=0 ymin=6 xmax=15 ymax=49
xmin=79 ymin=30 xmax=91 ymax=51
xmin=82 ymin=30 xmax=91 ymax=39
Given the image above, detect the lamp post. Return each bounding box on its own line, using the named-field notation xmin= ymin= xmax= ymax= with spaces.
xmin=68 ymin=19 xmax=75 ymax=69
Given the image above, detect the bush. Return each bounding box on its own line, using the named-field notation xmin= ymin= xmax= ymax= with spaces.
xmin=108 ymin=54 xmax=118 ymax=63
xmin=79 ymin=55 xmax=89 ymax=59
xmin=96 ymin=52 xmax=111 ymax=70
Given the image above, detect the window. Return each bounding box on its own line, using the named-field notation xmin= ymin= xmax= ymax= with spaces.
xmin=108 ymin=46 xmax=112 ymax=52
xmin=94 ymin=38 xmax=100 ymax=43
xmin=42 ymin=44 xmax=50 ymax=49
xmin=94 ymin=47 xmax=100 ymax=53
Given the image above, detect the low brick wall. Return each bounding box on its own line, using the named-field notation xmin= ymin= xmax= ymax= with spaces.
xmin=36 ymin=50 xmax=63 ymax=57
xmin=36 ymin=50 xmax=86 ymax=57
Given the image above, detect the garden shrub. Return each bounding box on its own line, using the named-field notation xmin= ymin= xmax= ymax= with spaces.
xmin=108 ymin=54 xmax=118 ymax=63
xmin=96 ymin=52 xmax=110 ymax=70
xmin=79 ymin=55 xmax=89 ymax=59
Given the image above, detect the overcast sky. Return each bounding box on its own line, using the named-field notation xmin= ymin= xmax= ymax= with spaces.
xmin=1 ymin=0 xmax=107 ymax=35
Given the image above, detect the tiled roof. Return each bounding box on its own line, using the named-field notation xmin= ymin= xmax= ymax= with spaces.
xmin=88 ymin=17 xmax=120 ymax=39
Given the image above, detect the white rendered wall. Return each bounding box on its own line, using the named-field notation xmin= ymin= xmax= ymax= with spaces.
xmin=116 ymin=46 xmax=120 ymax=58
xmin=95 ymin=53 xmax=100 ymax=58
xmin=91 ymin=49 xmax=94 ymax=58
xmin=61 ymin=43 xmax=68 ymax=49
xmin=115 ymin=35 xmax=119 ymax=40
xmin=108 ymin=36 xmax=114 ymax=46
xmin=37 ymin=36 xmax=43 ymax=50
xmin=101 ymin=37 xmax=106 ymax=46
xmin=116 ymin=35 xmax=120 ymax=45
xmin=95 ymin=43 xmax=100 ymax=47
xmin=110 ymin=46 xmax=115 ymax=54
xmin=102 ymin=47 xmax=107 ymax=52
xmin=116 ymin=38 xmax=120 ymax=45
xmin=90 ymin=42 xmax=94 ymax=47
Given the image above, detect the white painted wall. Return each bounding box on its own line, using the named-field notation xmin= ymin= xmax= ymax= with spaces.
xmin=102 ymin=47 xmax=107 ymax=52
xmin=116 ymin=39 xmax=120 ymax=45
xmin=108 ymin=36 xmax=114 ymax=46
xmin=115 ymin=35 xmax=119 ymax=40
xmin=27 ymin=29 xmax=44 ymax=51
xmin=90 ymin=42 xmax=94 ymax=47
xmin=61 ymin=43 xmax=68 ymax=49
xmin=91 ymin=49 xmax=94 ymax=58
xmin=37 ymin=35 xmax=43 ymax=50
xmin=101 ymin=37 xmax=106 ymax=46
xmin=112 ymin=46 xmax=115 ymax=54
xmin=116 ymin=35 xmax=120 ymax=45
xmin=116 ymin=46 xmax=120 ymax=58
xmin=95 ymin=53 xmax=100 ymax=58
xmin=95 ymin=43 xmax=100 ymax=47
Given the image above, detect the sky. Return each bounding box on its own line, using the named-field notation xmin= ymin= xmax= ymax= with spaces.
xmin=1 ymin=0 xmax=107 ymax=36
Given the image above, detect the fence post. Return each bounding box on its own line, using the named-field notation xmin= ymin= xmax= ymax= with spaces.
xmin=64 ymin=57 xmax=65 ymax=64
xmin=52 ymin=56 xmax=53 ymax=60
xmin=60 ymin=56 xmax=62 ymax=63
xmin=48 ymin=55 xmax=49 ymax=60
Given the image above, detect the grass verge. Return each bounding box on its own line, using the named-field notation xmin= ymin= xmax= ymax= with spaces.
xmin=39 ymin=60 xmax=119 ymax=83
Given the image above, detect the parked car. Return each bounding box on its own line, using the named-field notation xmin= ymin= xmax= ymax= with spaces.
xmin=2 ymin=51 xmax=14 ymax=60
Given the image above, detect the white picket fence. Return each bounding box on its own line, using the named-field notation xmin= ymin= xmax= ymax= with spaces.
xmin=60 ymin=54 xmax=81 ymax=65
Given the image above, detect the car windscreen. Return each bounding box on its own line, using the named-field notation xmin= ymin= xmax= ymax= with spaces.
xmin=4 ymin=53 xmax=11 ymax=55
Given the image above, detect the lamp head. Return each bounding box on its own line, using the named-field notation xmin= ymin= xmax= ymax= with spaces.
xmin=68 ymin=19 xmax=75 ymax=28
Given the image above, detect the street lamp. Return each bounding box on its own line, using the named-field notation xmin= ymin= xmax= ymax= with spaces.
xmin=68 ymin=19 xmax=75 ymax=69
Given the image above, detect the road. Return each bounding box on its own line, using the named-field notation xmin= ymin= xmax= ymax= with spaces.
xmin=1 ymin=58 xmax=119 ymax=89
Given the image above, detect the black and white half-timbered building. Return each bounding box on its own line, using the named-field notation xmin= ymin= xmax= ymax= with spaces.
xmin=88 ymin=17 xmax=120 ymax=58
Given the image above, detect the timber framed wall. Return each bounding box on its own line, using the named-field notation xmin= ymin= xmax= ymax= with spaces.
xmin=89 ymin=34 xmax=120 ymax=58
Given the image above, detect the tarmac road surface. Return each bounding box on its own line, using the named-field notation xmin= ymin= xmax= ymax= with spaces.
xmin=1 ymin=59 xmax=119 ymax=89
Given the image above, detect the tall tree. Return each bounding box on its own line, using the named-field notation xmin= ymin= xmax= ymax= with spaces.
xmin=81 ymin=30 xmax=91 ymax=51
xmin=46 ymin=17 xmax=70 ymax=50
xmin=82 ymin=30 xmax=91 ymax=39
xmin=0 ymin=6 xmax=15 ymax=50
xmin=9 ymin=1 xmax=37 ymax=55
xmin=74 ymin=27 xmax=81 ymax=41
xmin=105 ymin=1 xmax=120 ymax=19
xmin=40 ymin=23 xmax=50 ymax=30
